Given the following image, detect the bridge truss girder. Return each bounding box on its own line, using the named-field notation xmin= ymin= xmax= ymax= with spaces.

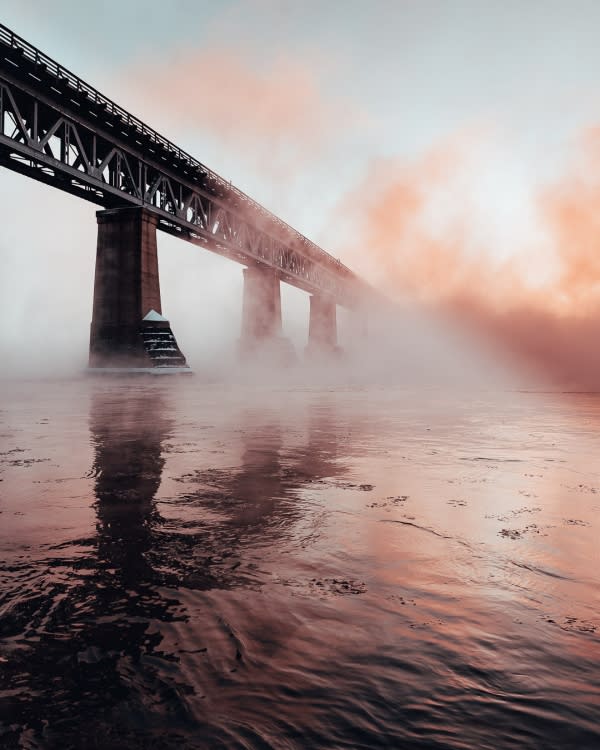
xmin=0 ymin=66 xmax=358 ymax=306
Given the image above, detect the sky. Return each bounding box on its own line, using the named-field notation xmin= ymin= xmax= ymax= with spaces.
xmin=2 ymin=1 xmax=600 ymax=384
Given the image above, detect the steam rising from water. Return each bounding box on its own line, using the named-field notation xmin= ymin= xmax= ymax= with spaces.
xmin=0 ymin=171 xmax=518 ymax=388
xmin=341 ymin=130 xmax=600 ymax=389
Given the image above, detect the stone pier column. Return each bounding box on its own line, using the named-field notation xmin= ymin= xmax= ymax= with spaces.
xmin=239 ymin=266 xmax=295 ymax=363
xmin=241 ymin=266 xmax=282 ymax=342
xmin=356 ymin=311 xmax=368 ymax=340
xmin=306 ymin=295 xmax=341 ymax=358
xmin=89 ymin=206 xmax=188 ymax=370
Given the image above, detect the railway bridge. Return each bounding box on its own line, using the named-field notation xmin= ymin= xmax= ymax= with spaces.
xmin=0 ymin=23 xmax=373 ymax=371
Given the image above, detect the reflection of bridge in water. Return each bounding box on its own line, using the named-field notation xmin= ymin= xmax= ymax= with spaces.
xmin=94 ymin=388 xmax=344 ymax=541
xmin=1 ymin=386 xmax=356 ymax=747
xmin=178 ymin=403 xmax=342 ymax=543
xmin=90 ymin=385 xmax=355 ymax=588
xmin=0 ymin=23 xmax=377 ymax=371
xmin=91 ymin=389 xmax=337 ymax=586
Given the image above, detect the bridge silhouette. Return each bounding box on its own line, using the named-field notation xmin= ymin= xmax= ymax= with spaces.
xmin=0 ymin=23 xmax=373 ymax=372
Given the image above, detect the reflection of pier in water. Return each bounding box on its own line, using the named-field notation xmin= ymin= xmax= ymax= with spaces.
xmin=92 ymin=387 xmax=169 ymax=583
xmin=1 ymin=387 xmax=183 ymax=748
xmin=172 ymin=401 xmax=345 ymax=549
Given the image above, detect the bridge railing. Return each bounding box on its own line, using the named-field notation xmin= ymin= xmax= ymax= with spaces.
xmin=0 ymin=23 xmax=351 ymax=280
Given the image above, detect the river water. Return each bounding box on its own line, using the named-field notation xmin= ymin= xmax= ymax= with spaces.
xmin=0 ymin=377 xmax=599 ymax=749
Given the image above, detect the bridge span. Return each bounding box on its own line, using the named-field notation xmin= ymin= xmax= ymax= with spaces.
xmin=0 ymin=23 xmax=373 ymax=371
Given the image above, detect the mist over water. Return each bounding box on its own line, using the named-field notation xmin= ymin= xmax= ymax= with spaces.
xmin=1 ymin=375 xmax=599 ymax=749
xmin=0 ymin=165 xmax=520 ymax=388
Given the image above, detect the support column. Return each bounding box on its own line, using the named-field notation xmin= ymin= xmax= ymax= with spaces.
xmin=241 ymin=266 xmax=282 ymax=342
xmin=350 ymin=307 xmax=368 ymax=353
xmin=239 ymin=266 xmax=295 ymax=363
xmin=89 ymin=206 xmax=189 ymax=371
xmin=306 ymin=295 xmax=341 ymax=359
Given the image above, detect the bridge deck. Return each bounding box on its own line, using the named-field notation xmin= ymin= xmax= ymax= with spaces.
xmin=0 ymin=23 xmax=372 ymax=307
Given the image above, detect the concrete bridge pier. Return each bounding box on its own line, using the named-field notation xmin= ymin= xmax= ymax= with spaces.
xmin=306 ymin=295 xmax=342 ymax=360
xmin=239 ymin=266 xmax=295 ymax=364
xmin=89 ymin=206 xmax=189 ymax=372
xmin=353 ymin=308 xmax=369 ymax=348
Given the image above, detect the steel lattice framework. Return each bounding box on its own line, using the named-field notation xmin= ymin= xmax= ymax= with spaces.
xmin=0 ymin=23 xmax=372 ymax=307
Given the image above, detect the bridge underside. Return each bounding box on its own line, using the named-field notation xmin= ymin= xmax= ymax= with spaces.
xmin=0 ymin=34 xmax=364 ymax=306
xmin=0 ymin=22 xmax=376 ymax=372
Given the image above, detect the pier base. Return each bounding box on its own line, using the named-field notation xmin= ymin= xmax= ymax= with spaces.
xmin=88 ymin=207 xmax=189 ymax=372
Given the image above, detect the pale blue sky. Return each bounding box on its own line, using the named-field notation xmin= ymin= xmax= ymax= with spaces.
xmin=3 ymin=2 xmax=600 ymax=194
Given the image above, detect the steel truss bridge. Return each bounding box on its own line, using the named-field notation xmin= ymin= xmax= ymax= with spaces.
xmin=0 ymin=22 xmax=370 ymax=308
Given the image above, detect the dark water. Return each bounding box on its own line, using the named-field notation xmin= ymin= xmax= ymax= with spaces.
xmin=0 ymin=379 xmax=599 ymax=749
